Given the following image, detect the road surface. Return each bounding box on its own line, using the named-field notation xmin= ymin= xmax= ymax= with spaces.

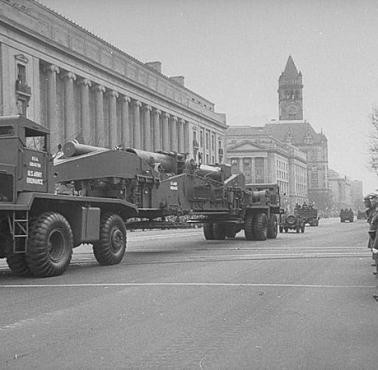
xmin=0 ymin=218 xmax=377 ymax=369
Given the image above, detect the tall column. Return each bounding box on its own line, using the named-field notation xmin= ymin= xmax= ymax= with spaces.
xmin=94 ymin=84 xmax=106 ymax=147
xmin=184 ymin=121 xmax=190 ymax=154
xmin=62 ymin=72 xmax=77 ymax=142
xmin=108 ymin=90 xmax=119 ymax=148
xmin=47 ymin=64 xmax=60 ymax=152
xmin=162 ymin=112 xmax=170 ymax=151
xmin=79 ymin=78 xmax=92 ymax=144
xmin=142 ymin=104 xmax=152 ymax=150
xmin=132 ymin=100 xmax=142 ymax=149
xmin=121 ymin=96 xmax=131 ymax=148
xmin=178 ymin=118 xmax=185 ymax=153
xmin=153 ymin=109 xmax=161 ymax=151
xmin=171 ymin=115 xmax=178 ymax=152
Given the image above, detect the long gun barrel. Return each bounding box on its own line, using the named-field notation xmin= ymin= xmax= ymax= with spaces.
xmin=63 ymin=140 xmax=109 ymax=157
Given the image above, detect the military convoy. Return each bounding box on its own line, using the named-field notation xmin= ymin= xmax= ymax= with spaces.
xmin=0 ymin=116 xmax=282 ymax=277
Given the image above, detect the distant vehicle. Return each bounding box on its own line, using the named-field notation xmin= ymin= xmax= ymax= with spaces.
xmin=340 ymin=208 xmax=354 ymax=223
xmin=357 ymin=210 xmax=367 ymax=220
xmin=279 ymin=213 xmax=305 ymax=233
xmin=295 ymin=204 xmax=319 ymax=226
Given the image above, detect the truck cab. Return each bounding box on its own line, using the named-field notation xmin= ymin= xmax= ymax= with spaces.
xmin=0 ymin=115 xmax=53 ymax=204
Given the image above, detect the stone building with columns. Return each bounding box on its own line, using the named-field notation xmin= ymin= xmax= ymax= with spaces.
xmin=225 ymin=126 xmax=308 ymax=212
xmin=0 ymin=0 xmax=226 ymax=163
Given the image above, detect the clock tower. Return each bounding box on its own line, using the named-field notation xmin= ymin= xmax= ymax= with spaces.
xmin=278 ymin=56 xmax=303 ymax=120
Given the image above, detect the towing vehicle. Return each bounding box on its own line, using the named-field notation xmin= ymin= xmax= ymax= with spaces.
xmin=0 ymin=115 xmax=137 ymax=277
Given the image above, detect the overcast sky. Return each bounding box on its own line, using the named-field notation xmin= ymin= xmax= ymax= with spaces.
xmin=39 ymin=0 xmax=378 ymax=193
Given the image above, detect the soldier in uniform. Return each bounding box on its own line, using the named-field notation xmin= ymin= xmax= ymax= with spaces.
xmin=366 ymin=193 xmax=378 ymax=275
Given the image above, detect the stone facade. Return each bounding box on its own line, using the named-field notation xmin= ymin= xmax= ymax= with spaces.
xmin=0 ymin=0 xmax=226 ymax=162
xmin=328 ymin=172 xmax=364 ymax=212
xmin=328 ymin=169 xmax=352 ymax=211
xmin=271 ymin=57 xmax=330 ymax=211
xmin=265 ymin=120 xmax=329 ymax=211
xmin=225 ymin=126 xmax=308 ymax=212
xmin=350 ymin=180 xmax=364 ymax=210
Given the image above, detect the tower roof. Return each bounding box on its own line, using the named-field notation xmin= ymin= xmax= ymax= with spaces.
xmin=282 ymin=56 xmax=300 ymax=79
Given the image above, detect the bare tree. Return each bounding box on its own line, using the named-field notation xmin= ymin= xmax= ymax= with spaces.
xmin=369 ymin=107 xmax=378 ymax=175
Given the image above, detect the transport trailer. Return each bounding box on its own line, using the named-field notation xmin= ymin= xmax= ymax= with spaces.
xmin=56 ymin=139 xmax=282 ymax=243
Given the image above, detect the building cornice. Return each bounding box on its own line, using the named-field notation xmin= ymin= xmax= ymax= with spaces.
xmin=0 ymin=0 xmax=227 ymax=129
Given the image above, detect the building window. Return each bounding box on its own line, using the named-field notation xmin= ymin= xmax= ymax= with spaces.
xmin=243 ymin=158 xmax=252 ymax=183
xmin=310 ymin=170 xmax=318 ymax=188
xmin=17 ymin=64 xmax=26 ymax=84
xmin=231 ymin=158 xmax=239 ymax=174
xmin=15 ymin=63 xmax=31 ymax=116
xmin=255 ymin=157 xmax=265 ymax=183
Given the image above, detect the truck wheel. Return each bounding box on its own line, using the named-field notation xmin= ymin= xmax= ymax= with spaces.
xmin=203 ymin=223 xmax=214 ymax=240
xmin=225 ymin=227 xmax=237 ymax=239
xmin=253 ymin=213 xmax=268 ymax=241
xmin=93 ymin=214 xmax=127 ymax=265
xmin=244 ymin=214 xmax=255 ymax=240
xmin=213 ymin=223 xmax=226 ymax=240
xmin=267 ymin=215 xmax=278 ymax=239
xmin=26 ymin=212 xmax=73 ymax=277
xmin=6 ymin=253 xmax=30 ymax=276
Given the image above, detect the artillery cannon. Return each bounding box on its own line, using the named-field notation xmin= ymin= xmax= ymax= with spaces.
xmin=0 ymin=116 xmax=283 ymax=278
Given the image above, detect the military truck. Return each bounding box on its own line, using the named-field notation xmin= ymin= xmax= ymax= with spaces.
xmin=295 ymin=204 xmax=319 ymax=226
xmin=0 ymin=115 xmax=137 ymax=277
xmin=279 ymin=213 xmax=305 ymax=233
xmin=340 ymin=208 xmax=354 ymax=222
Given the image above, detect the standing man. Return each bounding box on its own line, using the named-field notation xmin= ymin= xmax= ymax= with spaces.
xmin=365 ymin=193 xmax=378 ymax=276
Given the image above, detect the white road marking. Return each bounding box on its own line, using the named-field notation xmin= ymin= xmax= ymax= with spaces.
xmin=0 ymin=282 xmax=376 ymax=288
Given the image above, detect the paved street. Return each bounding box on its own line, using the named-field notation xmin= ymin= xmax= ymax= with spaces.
xmin=1 ymin=218 xmax=377 ymax=369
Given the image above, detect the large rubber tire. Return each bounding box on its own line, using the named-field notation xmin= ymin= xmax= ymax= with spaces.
xmin=213 ymin=223 xmax=226 ymax=240
xmin=253 ymin=213 xmax=268 ymax=241
xmin=267 ymin=215 xmax=278 ymax=239
xmin=26 ymin=212 xmax=73 ymax=277
xmin=6 ymin=253 xmax=30 ymax=276
xmin=93 ymin=214 xmax=127 ymax=265
xmin=203 ymin=223 xmax=214 ymax=240
xmin=244 ymin=214 xmax=255 ymax=240
xmin=225 ymin=226 xmax=237 ymax=239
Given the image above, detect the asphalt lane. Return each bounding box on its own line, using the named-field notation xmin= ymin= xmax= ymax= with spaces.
xmin=0 ymin=218 xmax=377 ymax=369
